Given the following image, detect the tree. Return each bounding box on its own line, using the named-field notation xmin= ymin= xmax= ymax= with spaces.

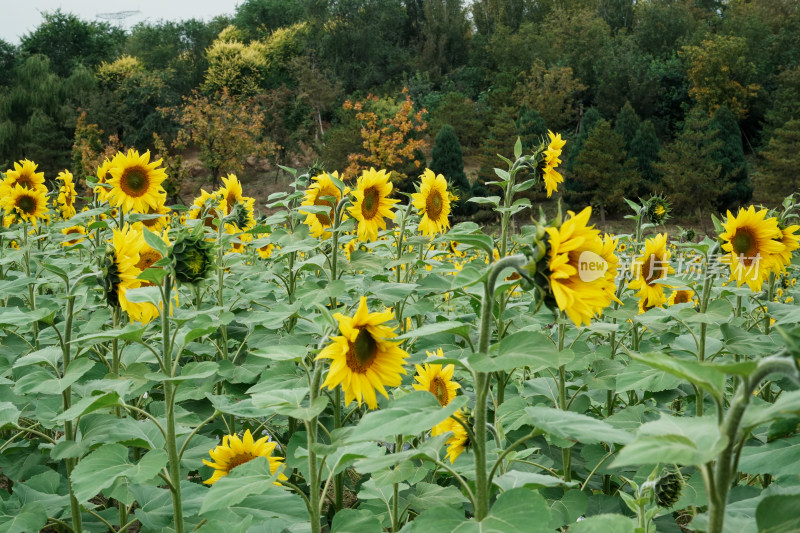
xmin=629 ymin=120 xmax=661 ymax=184
xmin=430 ymin=125 xmax=469 ymax=212
xmin=615 ymin=101 xmax=640 ymax=150
xmin=416 ymin=0 xmax=471 ymax=79
xmin=20 ymin=10 xmax=123 ymax=77
xmin=234 ymin=0 xmax=308 ymax=38
xmin=680 ymin=35 xmax=761 ymax=120
xmin=172 ymin=89 xmax=277 ymax=182
xmin=342 ymin=88 xmax=428 ymax=184
xmin=571 ymin=119 xmax=638 ymax=224
xmin=427 ymin=92 xmax=485 ymax=153
xmin=655 ymin=110 xmax=727 ymax=224
xmin=710 ymin=106 xmax=752 ymax=211
xmin=512 ymin=59 xmax=586 ymax=132
xmin=291 ymin=55 xmax=343 ymax=141
xmin=762 ymin=66 xmax=800 ymax=144
xmin=566 ymin=107 xmax=603 ymax=172
xmin=634 ymin=0 xmax=696 ymax=59
xmin=0 ymin=39 xmax=16 ymax=88
xmin=202 ymin=29 xmax=270 ymax=96
xmin=758 ymin=118 xmax=800 ymax=202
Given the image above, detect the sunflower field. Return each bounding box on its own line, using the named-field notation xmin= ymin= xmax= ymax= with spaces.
xmin=1 ymin=133 xmax=800 ymax=533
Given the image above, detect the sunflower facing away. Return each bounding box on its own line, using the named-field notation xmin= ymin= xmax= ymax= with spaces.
xmin=431 ymin=409 xmax=470 ymax=464
xmin=95 ymin=158 xmax=113 ymax=202
xmin=770 ymin=224 xmax=800 ymax=275
xmin=2 ymin=184 xmax=49 ymax=226
xmin=122 ymin=227 xmax=169 ymax=324
xmin=188 ymin=189 xmax=223 ymax=229
xmin=412 ymin=169 xmax=451 ymax=236
xmin=317 ymin=296 xmax=409 ymax=409
xmin=719 ymin=206 xmax=785 ymax=291
xmin=219 ymin=174 xmax=256 ymax=231
xmin=103 ymin=225 xmax=143 ymax=309
xmin=203 ymin=429 xmax=287 ymax=485
xmin=301 ymin=171 xmax=345 ymax=238
xmin=628 ymin=233 xmax=674 ymax=308
xmin=56 ymin=170 xmax=77 ymax=219
xmin=546 ymin=207 xmax=619 ymax=326
xmin=542 ymin=130 xmax=567 ymax=198
xmin=2 ymin=159 xmax=46 ymax=196
xmin=413 ymin=362 xmax=460 ymax=407
xmin=106 ymin=149 xmax=168 ymax=214
xmin=348 ymin=168 xmax=399 ymax=242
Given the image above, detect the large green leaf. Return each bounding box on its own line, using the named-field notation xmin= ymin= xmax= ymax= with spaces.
xmin=331 ymin=509 xmax=384 ymax=532
xmin=395 ymin=320 xmax=472 ymax=341
xmin=756 ymin=493 xmax=800 ymax=533
xmin=0 ymin=402 xmax=20 ymax=428
xmin=738 ymin=437 xmax=800 ymax=476
xmin=70 ymin=444 xmax=167 ymax=503
xmin=469 ymin=330 xmax=573 ymax=373
xmin=0 ymin=500 xmax=48 ymax=533
xmin=526 ymin=406 xmax=632 ymax=444
xmin=614 ymin=362 xmax=683 ymax=393
xmin=199 ymin=456 xmax=281 ymax=514
xmin=569 ymin=514 xmax=635 ymax=533
xmin=492 ymin=471 xmax=578 ymax=491
xmin=629 ymin=351 xmax=725 ymax=402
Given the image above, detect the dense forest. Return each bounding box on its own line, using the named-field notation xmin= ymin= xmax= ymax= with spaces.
xmin=1 ymin=0 xmax=800 ymax=220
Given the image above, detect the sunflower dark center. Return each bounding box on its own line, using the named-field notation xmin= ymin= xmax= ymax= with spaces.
xmin=137 ymin=250 xmax=162 ymax=271
xmin=732 ymin=229 xmax=756 ymax=259
xmin=426 ymin=190 xmax=443 ymax=219
xmin=314 ymin=186 xmax=337 ymax=226
xmin=121 ymin=168 xmax=149 ymax=197
xmin=429 ymin=376 xmax=449 ymax=406
xmin=641 ymin=253 xmax=664 ymax=285
xmin=16 ymin=195 xmax=36 ymax=214
xmin=227 ymin=452 xmax=255 ymax=472
xmin=346 ymin=327 xmax=378 ymax=373
xmin=674 ymin=291 xmax=691 ymax=304
xmin=15 ymin=174 xmax=35 ymax=189
xmin=361 ymin=187 xmax=380 ymax=219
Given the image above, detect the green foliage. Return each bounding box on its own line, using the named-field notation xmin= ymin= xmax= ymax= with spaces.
xmin=758 ymin=118 xmax=800 ymax=202
xmin=431 ymin=125 xmax=469 ymax=214
xmin=234 ymin=0 xmax=308 ymax=39
xmin=629 ymin=119 xmax=661 ymax=183
xmin=566 ymin=106 xmax=603 ymax=172
xmin=0 ymin=39 xmax=16 ymax=88
xmin=570 ymin=119 xmax=639 ymax=219
xmin=634 ymin=0 xmax=696 ymax=58
xmin=710 ymin=106 xmax=751 ymax=211
xmin=428 ymin=92 xmax=485 ymax=152
xmin=415 ymin=0 xmax=471 ymax=80
xmin=513 ymin=59 xmax=586 ymax=132
xmin=615 ymin=101 xmax=640 ymax=150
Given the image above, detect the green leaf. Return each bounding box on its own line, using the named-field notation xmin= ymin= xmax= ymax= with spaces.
xmin=71 ymin=324 xmax=147 ymax=346
xmin=124 ymin=285 xmax=163 ymax=306
xmin=337 ymin=392 xmax=465 ymax=444
xmin=470 ymin=331 xmax=573 ymax=373
xmin=738 ymin=437 xmax=800 ymax=476
xmin=54 ymin=392 xmax=120 ymax=422
xmin=251 ymin=388 xmax=328 ymax=421
xmin=569 ymin=514 xmax=635 ymax=533
xmin=756 ymin=493 xmax=800 ymax=533
xmin=14 ymin=357 xmax=95 ymax=395
xmin=0 ymin=402 xmax=20 ymax=428
xmin=331 ymin=509 xmax=384 ymax=533
xmin=526 ymin=406 xmax=632 ymax=444
xmin=12 ymin=346 xmax=61 ymax=369
xmin=395 ymin=320 xmax=472 ymax=341
xmin=629 ymin=351 xmax=724 ymax=403
xmin=71 ymin=444 xmax=167 ymax=503
xmin=407 ymin=482 xmax=468 ymax=512
xmin=0 ymin=501 xmax=48 ymax=533
xmin=199 ymin=456 xmax=281 ymax=514
xmin=614 ymin=362 xmax=683 ymax=393
xmin=446 ymin=232 xmax=495 ymax=256
xmin=514 ymin=137 xmax=522 ymax=159
xmin=250 ymin=345 xmax=308 ymax=362
xmin=492 ymin=471 xmax=578 ymax=491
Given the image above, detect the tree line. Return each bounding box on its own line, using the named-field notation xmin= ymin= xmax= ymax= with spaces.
xmin=1 ymin=0 xmax=799 ymax=218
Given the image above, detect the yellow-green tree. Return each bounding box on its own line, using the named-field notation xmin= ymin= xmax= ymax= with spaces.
xmin=680 ymin=35 xmax=760 ymax=119
xmin=513 ymin=59 xmax=586 ymax=132
xmin=202 ymin=27 xmax=269 ymax=96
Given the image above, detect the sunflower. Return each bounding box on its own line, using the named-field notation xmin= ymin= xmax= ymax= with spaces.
xmin=317 ymin=296 xmax=409 ymax=409
xmin=411 ymin=169 xmax=451 ymax=236
xmin=628 ymin=233 xmax=673 ymax=308
xmin=254 ymin=234 xmax=275 ymax=259
xmin=348 ymin=168 xmax=399 ymax=242
xmin=61 ymin=226 xmax=87 ymax=246
xmin=2 ymin=184 xmax=49 ymax=226
xmin=719 ymin=206 xmax=785 ymax=291
xmin=95 ymin=158 xmax=113 ymax=202
xmin=203 ymin=429 xmax=287 ymax=485
xmin=56 ymin=170 xmax=77 ymax=219
xmin=301 ymin=171 xmax=344 ymax=238
xmin=413 ymin=363 xmax=460 ymax=407
xmin=188 ymin=189 xmax=224 ymax=229
xmin=137 ymin=203 xmax=171 ymax=232
xmin=103 ymin=225 xmax=143 ymax=309
xmin=542 ymin=131 xmax=567 ymax=198
xmin=1 ymin=159 xmax=46 ymax=195
xmin=638 ymin=298 xmax=661 ymax=314
xmin=106 ymin=149 xmax=168 ymax=214
xmin=431 ymin=410 xmax=470 ymax=464
xmin=546 ymin=207 xmax=620 ymax=326
xmin=219 ymin=174 xmax=256 ymax=231
xmin=770 ymin=224 xmax=800 ymax=274
xmin=646 ymin=195 xmax=671 ymax=225
xmin=667 ymin=289 xmax=698 ymax=307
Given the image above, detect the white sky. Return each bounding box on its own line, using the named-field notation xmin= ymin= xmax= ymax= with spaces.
xmin=0 ymin=0 xmax=243 ymax=44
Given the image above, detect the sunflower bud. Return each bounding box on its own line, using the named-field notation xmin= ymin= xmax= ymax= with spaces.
xmin=171 ymin=234 xmax=214 ymax=284
xmin=655 ymin=472 xmax=683 ymax=508
xmin=645 ymin=195 xmax=671 ymax=225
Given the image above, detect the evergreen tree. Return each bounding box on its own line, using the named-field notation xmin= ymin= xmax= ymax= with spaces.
xmin=629 ymin=119 xmax=661 ymax=185
xmin=571 ymin=119 xmax=639 ymax=224
xmin=566 ymin=106 xmax=602 ymax=172
xmin=655 ymin=109 xmax=727 ymax=224
xmin=431 ymin=125 xmax=469 ymax=194
xmin=759 ymin=118 xmax=800 ymax=201
xmin=615 ymin=101 xmax=640 ymax=150
xmin=711 ymin=106 xmax=752 ymax=210
xmin=516 ymin=107 xmax=548 ymax=152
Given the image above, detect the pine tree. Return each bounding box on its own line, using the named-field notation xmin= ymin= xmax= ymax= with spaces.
xmin=516 ymin=107 xmax=548 ymax=152
xmin=571 ymin=120 xmax=639 ymax=224
xmin=615 ymin=101 xmax=640 ymax=150
xmin=566 ymin=107 xmax=602 ymax=172
xmin=711 ymin=106 xmax=752 ymax=211
xmin=655 ymin=109 xmax=727 ymax=225
xmin=759 ymin=118 xmax=800 ymax=202
xmin=629 ymin=119 xmax=661 ymax=185
xmin=430 ymin=124 xmax=471 ymax=215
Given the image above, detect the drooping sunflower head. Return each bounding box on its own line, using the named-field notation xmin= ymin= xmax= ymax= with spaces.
xmin=61 ymin=225 xmax=87 ymax=247
xmin=219 ymin=174 xmax=244 ymax=212
xmin=431 ymin=409 xmax=470 ymax=464
xmin=301 ymin=171 xmax=344 ymax=238
xmin=202 ymin=429 xmax=287 ymax=486
xmin=411 ymin=169 xmax=451 ymax=236
xmin=719 ymin=206 xmax=785 ymax=291
xmin=655 ymin=471 xmax=683 ymax=508
xmin=645 ymin=195 xmax=671 ymax=225
xmin=317 ymin=296 xmax=409 ymax=409
xmin=2 ymin=159 xmax=46 ymax=194
xmin=412 ymin=362 xmax=460 ymax=407
xmin=545 ymin=207 xmax=620 ymax=326
xmin=106 ymin=149 xmax=168 ymax=214
xmin=171 ymin=232 xmax=214 ymax=284
xmin=628 ymin=233 xmax=673 ymax=308
xmin=3 ymin=184 xmax=49 ymax=226
xmin=347 ymin=168 xmax=399 ymax=242
xmin=544 ymin=130 xmax=567 ymax=167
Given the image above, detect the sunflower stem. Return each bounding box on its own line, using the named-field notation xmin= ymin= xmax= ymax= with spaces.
xmin=765 ymin=272 xmax=776 ymax=334
xmin=696 ymin=270 xmax=714 ymax=417
xmin=306 ymin=360 xmax=323 ymax=533
xmin=556 ymin=320 xmax=572 ymax=483
xmin=395 ymin=202 xmax=413 ymax=283
xmin=392 ymin=434 xmax=403 ymax=532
